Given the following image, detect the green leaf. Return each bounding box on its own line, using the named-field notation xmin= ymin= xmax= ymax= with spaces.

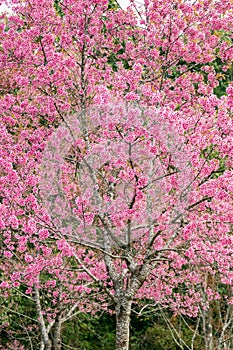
xmin=54 ymin=0 xmax=65 ymax=17
xmin=108 ymin=0 xmax=120 ymax=10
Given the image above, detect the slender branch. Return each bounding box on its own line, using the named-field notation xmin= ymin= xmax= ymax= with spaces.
xmin=39 ymin=39 xmax=48 ymax=66
xmin=1 ymin=305 xmax=39 ymax=323
xmin=34 ymin=286 xmax=51 ymax=349
xmin=140 ymin=171 xmax=179 ymax=190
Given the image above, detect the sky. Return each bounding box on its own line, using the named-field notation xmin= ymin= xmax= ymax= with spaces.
xmin=118 ymin=0 xmax=131 ymax=9
xmin=0 ymin=3 xmax=9 ymax=13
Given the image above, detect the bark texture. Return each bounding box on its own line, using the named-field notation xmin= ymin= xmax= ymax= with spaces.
xmin=51 ymin=314 xmax=62 ymax=350
xmin=115 ymin=299 xmax=132 ymax=350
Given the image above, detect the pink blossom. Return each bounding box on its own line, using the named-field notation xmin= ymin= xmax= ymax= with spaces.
xmin=4 ymin=250 xmax=13 ymax=258
xmin=125 ymin=92 xmax=139 ymax=101
xmin=25 ymin=254 xmax=33 ymax=263
xmin=38 ymin=229 xmax=49 ymax=240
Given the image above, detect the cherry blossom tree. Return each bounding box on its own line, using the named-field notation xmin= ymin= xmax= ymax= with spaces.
xmin=1 ymin=0 xmax=233 ymax=349
xmin=39 ymin=100 xmax=196 ymax=349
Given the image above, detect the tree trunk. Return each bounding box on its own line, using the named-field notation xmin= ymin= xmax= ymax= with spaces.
xmin=34 ymin=287 xmax=52 ymax=350
xmin=51 ymin=314 xmax=62 ymax=350
xmin=40 ymin=340 xmax=52 ymax=350
xmin=203 ymin=308 xmax=213 ymax=350
xmin=115 ymin=299 xmax=132 ymax=350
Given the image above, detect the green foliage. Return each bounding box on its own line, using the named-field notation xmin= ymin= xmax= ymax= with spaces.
xmin=1 ymin=291 xmax=205 ymax=350
xmin=54 ymin=0 xmax=65 ymax=18
xmin=107 ymin=52 xmax=119 ymax=72
xmin=0 ymin=85 xmax=20 ymax=97
xmin=62 ymin=313 xmax=116 ymax=350
xmin=200 ymin=144 xmax=227 ymax=179
xmin=166 ymin=54 xmax=233 ymax=99
xmin=136 ymin=322 xmax=202 ymax=350
xmin=101 ymin=22 xmax=107 ymax=35
xmin=39 ymin=115 xmax=50 ymax=128
xmin=108 ymin=0 xmax=121 ymax=11
xmin=4 ymin=25 xmax=10 ymax=32
xmin=34 ymin=34 xmax=43 ymax=43
xmin=212 ymin=58 xmax=233 ymax=97
xmin=210 ymin=157 xmax=226 ymax=179
xmin=200 ymin=144 xmax=219 ymax=160
xmin=0 ymin=287 xmax=39 ymax=348
xmin=138 ymin=323 xmax=183 ymax=350
xmin=107 ymin=51 xmax=131 ymax=72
